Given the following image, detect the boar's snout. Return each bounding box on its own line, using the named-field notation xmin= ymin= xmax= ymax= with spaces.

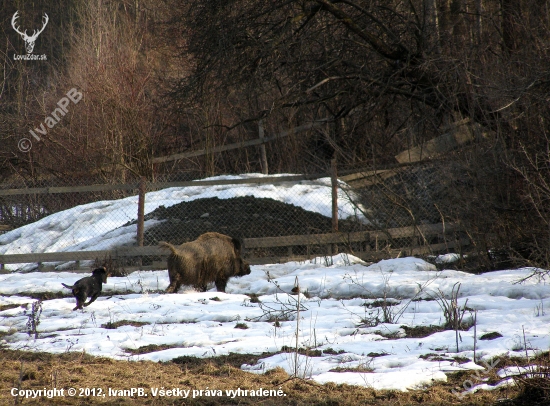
xmin=239 ymin=260 xmax=251 ymax=276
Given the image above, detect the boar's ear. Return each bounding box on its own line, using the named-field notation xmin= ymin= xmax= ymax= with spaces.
xmin=231 ymin=236 xmax=244 ymax=254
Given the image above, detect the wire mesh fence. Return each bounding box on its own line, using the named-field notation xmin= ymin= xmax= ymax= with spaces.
xmin=0 ymin=164 xmax=467 ymax=272
xmin=141 ymin=174 xmax=367 ymax=259
xmin=341 ymin=162 xmax=451 ymax=251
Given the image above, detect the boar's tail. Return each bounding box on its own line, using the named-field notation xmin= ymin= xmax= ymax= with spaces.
xmin=158 ymin=241 xmax=178 ymax=255
xmin=61 ymin=283 xmax=74 ymax=289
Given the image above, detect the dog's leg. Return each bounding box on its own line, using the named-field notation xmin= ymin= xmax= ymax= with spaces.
xmin=72 ymin=289 xmax=86 ymax=311
xmin=73 ymin=299 xmax=84 ymax=311
xmin=83 ymin=294 xmax=100 ymax=307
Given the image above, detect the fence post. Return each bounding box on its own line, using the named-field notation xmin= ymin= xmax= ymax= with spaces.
xmin=137 ymin=177 xmax=146 ymax=247
xmin=331 ymin=158 xmax=338 ymax=254
xmin=259 ymin=120 xmax=268 ymax=175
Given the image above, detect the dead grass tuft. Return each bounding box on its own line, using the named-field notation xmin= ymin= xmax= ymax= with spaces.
xmin=328 ymin=365 xmax=374 ymax=373
xmin=18 ymin=291 xmax=68 ymax=301
xmin=323 ymin=348 xmax=345 ymax=355
xmin=125 ymin=344 xmax=179 ymax=355
xmin=0 ymin=303 xmax=24 ymax=312
xmin=480 ymin=331 xmax=503 ymax=340
xmin=367 ymin=351 xmax=389 ymax=358
xmin=402 ymin=324 xmax=444 ymax=338
xmin=510 ymin=352 xmax=550 ymax=405
xmin=101 ymin=320 xmax=149 ymax=329
xmin=280 ymin=346 xmax=323 ymax=357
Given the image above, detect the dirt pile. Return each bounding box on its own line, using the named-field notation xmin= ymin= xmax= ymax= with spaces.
xmin=142 ymin=196 xmax=364 ymax=246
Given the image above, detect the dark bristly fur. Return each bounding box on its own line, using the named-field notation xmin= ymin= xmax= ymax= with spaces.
xmin=62 ymin=267 xmax=108 ymax=310
xmin=160 ymin=232 xmax=251 ymax=293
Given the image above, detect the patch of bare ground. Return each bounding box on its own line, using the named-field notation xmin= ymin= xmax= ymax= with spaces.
xmin=401 ymin=325 xmax=445 ymax=338
xmin=7 ymin=290 xmax=140 ymax=301
xmin=18 ymin=291 xmax=69 ymax=301
xmin=102 ymin=320 xmax=149 ymax=329
xmin=0 ymin=349 xmax=532 ymax=405
xmin=0 ymin=303 xmax=24 ymax=312
xmin=124 ymin=344 xmax=180 ymax=355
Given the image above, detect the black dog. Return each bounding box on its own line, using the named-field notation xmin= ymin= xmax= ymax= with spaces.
xmin=62 ymin=267 xmax=108 ymax=310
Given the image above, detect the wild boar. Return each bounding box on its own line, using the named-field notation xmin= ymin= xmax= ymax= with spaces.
xmin=159 ymin=232 xmax=251 ymax=293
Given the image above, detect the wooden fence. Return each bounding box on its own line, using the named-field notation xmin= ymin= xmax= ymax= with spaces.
xmin=0 ymin=222 xmax=469 ymax=273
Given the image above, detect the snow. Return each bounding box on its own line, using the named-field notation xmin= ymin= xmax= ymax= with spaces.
xmin=435 ymin=253 xmax=463 ymax=264
xmin=0 ymin=173 xmax=549 ymax=393
xmin=1 ymin=254 xmax=549 ymax=392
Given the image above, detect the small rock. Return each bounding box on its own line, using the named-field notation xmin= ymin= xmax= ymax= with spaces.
xmin=200 ymin=213 xmax=210 ymax=218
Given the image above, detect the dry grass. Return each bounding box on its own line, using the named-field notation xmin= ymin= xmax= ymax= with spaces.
xmin=0 ymin=349 xmax=530 ymax=405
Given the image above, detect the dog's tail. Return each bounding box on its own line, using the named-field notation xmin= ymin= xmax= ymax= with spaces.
xmin=61 ymin=283 xmax=74 ymax=289
xmin=159 ymin=241 xmax=178 ymax=255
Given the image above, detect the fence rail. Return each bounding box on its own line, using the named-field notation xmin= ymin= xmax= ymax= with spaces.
xmin=151 ymin=120 xmax=329 ymax=164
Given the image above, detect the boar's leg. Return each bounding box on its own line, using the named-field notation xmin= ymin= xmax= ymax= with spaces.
xmin=215 ymin=278 xmax=227 ymax=293
xmin=166 ymin=268 xmax=185 ymax=293
xmin=166 ymin=279 xmax=181 ymax=293
xmin=194 ymin=283 xmax=208 ymax=292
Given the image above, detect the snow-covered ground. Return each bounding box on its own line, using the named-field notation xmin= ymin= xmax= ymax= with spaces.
xmin=0 ymin=173 xmax=548 ymax=394
xmin=0 ymin=174 xmax=365 ymax=271
xmin=1 ymin=255 xmax=549 ymax=393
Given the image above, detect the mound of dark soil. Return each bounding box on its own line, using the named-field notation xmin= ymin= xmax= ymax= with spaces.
xmin=142 ymin=196 xmax=364 ymax=246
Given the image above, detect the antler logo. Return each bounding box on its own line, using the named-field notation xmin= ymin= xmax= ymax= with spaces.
xmin=11 ymin=11 xmax=49 ymax=54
